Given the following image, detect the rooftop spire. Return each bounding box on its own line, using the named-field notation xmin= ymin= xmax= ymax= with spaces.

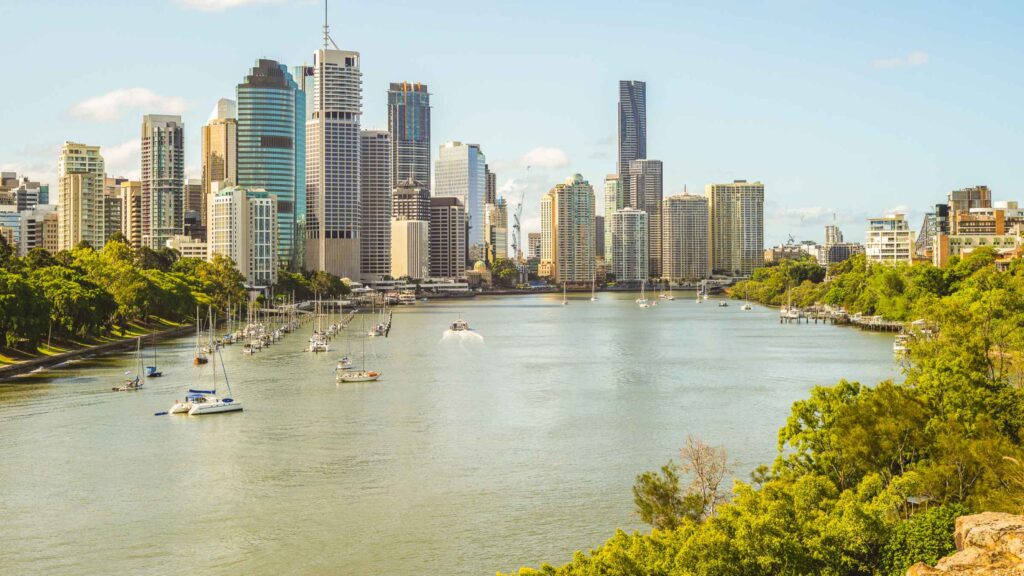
xmin=322 ymin=0 xmax=339 ymax=50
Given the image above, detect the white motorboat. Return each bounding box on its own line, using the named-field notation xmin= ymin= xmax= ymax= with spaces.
xmin=449 ymin=317 xmax=471 ymax=332
xmin=336 ymin=357 xmax=354 ymax=371
xmin=309 ymin=339 xmax=329 ymax=353
xmin=188 ymin=395 xmax=243 ymax=415
xmin=741 ymin=303 xmax=753 ymax=311
xmin=718 ymin=301 xmax=729 ymax=307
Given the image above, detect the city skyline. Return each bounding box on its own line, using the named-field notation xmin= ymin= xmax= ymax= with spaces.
xmin=3 ymin=1 xmax=1021 ymax=246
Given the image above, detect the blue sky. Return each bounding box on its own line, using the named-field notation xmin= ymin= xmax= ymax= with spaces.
xmin=1 ymin=0 xmax=1022 ymax=245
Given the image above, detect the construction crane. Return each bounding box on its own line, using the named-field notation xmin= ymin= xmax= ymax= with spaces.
xmin=511 ymin=166 xmax=529 ymax=263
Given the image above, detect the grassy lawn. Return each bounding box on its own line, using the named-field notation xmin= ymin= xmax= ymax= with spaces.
xmin=0 ymin=318 xmax=190 ymax=366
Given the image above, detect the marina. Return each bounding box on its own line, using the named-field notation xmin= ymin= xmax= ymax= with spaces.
xmin=0 ymin=292 xmax=898 ymax=575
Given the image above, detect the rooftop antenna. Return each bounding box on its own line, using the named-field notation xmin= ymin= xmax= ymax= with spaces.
xmin=323 ymin=0 xmax=339 ymax=50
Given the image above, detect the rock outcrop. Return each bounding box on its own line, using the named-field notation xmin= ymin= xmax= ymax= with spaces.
xmin=908 ymin=512 xmax=1024 ymax=575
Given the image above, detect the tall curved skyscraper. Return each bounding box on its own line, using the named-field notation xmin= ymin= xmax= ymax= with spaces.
xmin=236 ymin=59 xmax=303 ymax=267
xmin=617 ymin=80 xmax=646 ymax=203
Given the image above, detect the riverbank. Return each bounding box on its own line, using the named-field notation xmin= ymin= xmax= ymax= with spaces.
xmin=0 ymin=323 xmax=196 ymax=381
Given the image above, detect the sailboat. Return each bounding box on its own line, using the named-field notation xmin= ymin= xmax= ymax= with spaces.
xmin=338 ymin=321 xmax=380 ymax=382
xmin=665 ymin=283 xmax=675 ymax=301
xmin=561 ymin=282 xmax=569 ymax=306
xmin=741 ymin=285 xmax=752 ymax=311
xmin=590 ymin=275 xmax=598 ymax=302
xmin=180 ymin=347 xmax=243 ymax=416
xmin=193 ymin=306 xmax=208 ymax=365
xmin=145 ymin=335 xmax=162 ymax=377
xmin=113 ymin=337 xmax=144 ymax=391
xmin=637 ymin=280 xmax=651 ymax=308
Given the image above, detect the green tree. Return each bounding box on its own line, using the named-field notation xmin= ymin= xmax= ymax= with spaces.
xmin=491 ymin=258 xmax=520 ymax=288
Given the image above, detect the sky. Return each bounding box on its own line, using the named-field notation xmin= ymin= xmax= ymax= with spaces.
xmin=1 ymin=0 xmax=1022 ymax=246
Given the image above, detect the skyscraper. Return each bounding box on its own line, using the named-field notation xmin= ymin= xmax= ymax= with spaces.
xmin=617 ymin=80 xmax=646 ymax=202
xmin=629 ymin=159 xmax=663 ymax=277
xmin=611 ymin=208 xmax=648 ymax=284
xmin=429 ymin=196 xmax=466 ymax=279
xmin=208 ymin=186 xmax=278 ymax=287
xmin=387 ymin=82 xmax=430 ymax=189
xmin=305 ymin=46 xmax=362 ymax=278
xmin=183 ymin=179 xmax=203 ymax=217
xmin=661 ymin=194 xmax=709 ymax=281
xmin=201 ymin=98 xmax=237 ymax=229
xmin=594 ymin=215 xmax=605 ymax=260
xmin=706 ymin=180 xmax=764 ymax=277
xmin=540 ymin=174 xmax=595 ymax=284
xmin=119 ymin=181 xmax=142 ymax=249
xmin=528 ymin=232 xmax=541 ymax=260
xmin=140 ymin=114 xmax=185 ymax=249
xmin=237 ymin=59 xmax=304 ymax=265
xmin=392 ymin=178 xmax=430 ymax=221
xmin=434 ymin=141 xmax=487 ymax=264
xmin=360 ymin=129 xmax=391 ymax=280
xmin=57 ymin=141 xmax=105 ymax=250
xmin=485 ymin=164 xmax=496 ymax=205
xmin=485 ymin=198 xmax=508 ymax=262
xmin=602 ymin=174 xmax=622 ymax=264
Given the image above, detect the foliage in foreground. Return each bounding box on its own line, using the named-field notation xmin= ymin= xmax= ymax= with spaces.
xmin=504 ymin=255 xmax=1024 ymax=576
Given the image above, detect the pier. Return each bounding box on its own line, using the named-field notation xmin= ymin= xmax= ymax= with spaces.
xmin=779 ymin=305 xmax=905 ymax=332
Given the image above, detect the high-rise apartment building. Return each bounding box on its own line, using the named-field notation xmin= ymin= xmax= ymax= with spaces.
xmin=386 ymin=82 xmax=430 ymax=189
xmin=706 ymin=180 xmax=764 ymax=277
xmin=603 ymin=174 xmax=622 ymax=263
xmin=392 ymin=178 xmax=429 ymax=221
xmin=201 ymin=98 xmax=237 ymax=229
xmin=434 ymin=141 xmax=486 ymax=264
xmin=485 ymin=164 xmax=496 ymax=205
xmin=629 ymin=159 xmax=663 ymax=277
xmin=304 ymin=47 xmax=362 ymax=278
xmin=528 ymin=232 xmax=541 ymax=260
xmin=485 ymin=198 xmax=508 ymax=262
xmin=391 ymin=219 xmax=429 ymax=280
xmin=611 ymin=208 xmax=648 ymax=284
xmin=617 ymin=80 xmax=646 ymax=202
xmin=360 ymin=130 xmax=392 ymax=280
xmin=141 ymin=114 xmax=185 ymax=249
xmin=594 ymin=215 xmax=605 ymax=260
xmin=208 ymin=186 xmax=278 ymax=287
xmin=183 ymin=178 xmax=203 ymax=218
xmin=661 ymin=194 xmax=709 ymax=281
xmin=429 ymin=196 xmax=466 ymax=279
xmin=865 ymin=214 xmax=914 ymax=265
xmin=237 ymin=60 xmax=304 ymax=266
xmin=57 ymin=141 xmax=105 ymax=250
xmin=825 ymin=224 xmax=843 ymax=245
xmin=119 ymin=181 xmax=142 ymax=249
xmin=540 ymin=174 xmax=595 ymax=284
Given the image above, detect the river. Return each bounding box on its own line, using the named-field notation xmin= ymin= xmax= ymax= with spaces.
xmin=0 ymin=292 xmax=898 ymax=575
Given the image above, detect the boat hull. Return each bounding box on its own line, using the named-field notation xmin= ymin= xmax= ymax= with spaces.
xmin=188 ymin=401 xmax=243 ymax=415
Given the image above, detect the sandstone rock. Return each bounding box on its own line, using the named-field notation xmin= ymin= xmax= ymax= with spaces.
xmin=908 ymin=512 xmax=1024 ymax=575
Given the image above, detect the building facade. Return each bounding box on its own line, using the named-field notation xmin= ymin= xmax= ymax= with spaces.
xmin=434 ymin=141 xmax=486 ymax=264
xmin=865 ymin=214 xmax=914 ymax=265
xmin=57 ymin=141 xmax=105 ymax=250
xmin=429 ymin=196 xmax=466 ymax=279
xmin=661 ymin=194 xmax=709 ymax=281
xmin=485 ymin=198 xmax=508 ymax=262
xmin=208 ymin=186 xmax=278 ymax=287
xmin=166 ymin=234 xmax=209 ymax=260
xmin=360 ymin=130 xmax=392 ymax=280
xmin=629 ymin=159 xmax=663 ymax=277
xmin=617 ymin=80 xmax=646 ymax=203
xmin=390 ymin=219 xmax=429 ymax=280
xmin=141 ymin=115 xmax=185 ymax=250
xmin=603 ymin=174 xmax=622 ymax=264
xmin=485 ymin=165 xmax=496 ymax=205
xmin=304 ymin=48 xmax=362 ymax=279
xmin=540 ymin=174 xmax=595 ymax=285
xmin=528 ymin=232 xmax=541 ymax=260
xmin=119 ymin=181 xmax=142 ymax=249
xmin=611 ymin=207 xmax=648 ymax=284
xmin=392 ymin=178 xmax=430 ymax=221
xmin=237 ymin=59 xmax=303 ymax=265
xmin=706 ymin=180 xmax=765 ymax=277
xmin=387 ymin=82 xmax=430 ymax=189
xmin=201 ymin=98 xmax=237 ymax=230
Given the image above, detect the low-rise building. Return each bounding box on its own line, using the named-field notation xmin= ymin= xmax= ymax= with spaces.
xmin=865 ymin=214 xmax=914 ymax=265
xmin=166 ymin=234 xmax=209 ymax=260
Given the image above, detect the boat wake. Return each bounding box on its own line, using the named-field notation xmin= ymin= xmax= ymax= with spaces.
xmin=440 ymin=330 xmax=485 ymax=344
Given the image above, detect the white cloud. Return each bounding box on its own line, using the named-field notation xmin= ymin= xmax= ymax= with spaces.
xmin=518 ymin=146 xmax=570 ymax=170
xmin=103 ymin=139 xmax=142 ymax=180
xmin=69 ymin=88 xmax=187 ymax=123
xmin=871 ymin=50 xmax=929 ymax=70
xmin=176 ymin=0 xmax=296 ymax=11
